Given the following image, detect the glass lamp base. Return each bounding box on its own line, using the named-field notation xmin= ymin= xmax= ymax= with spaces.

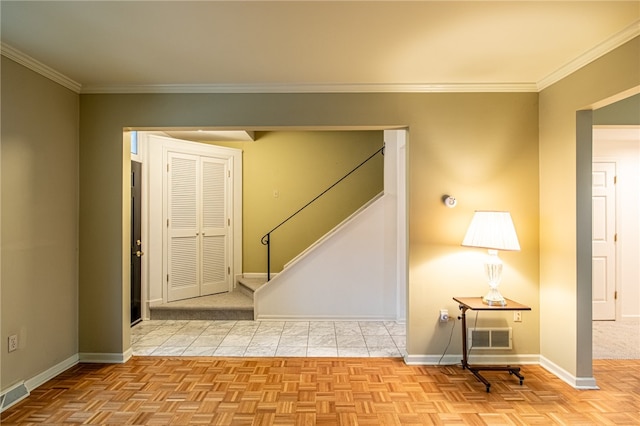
xmin=482 ymin=288 xmax=507 ymax=306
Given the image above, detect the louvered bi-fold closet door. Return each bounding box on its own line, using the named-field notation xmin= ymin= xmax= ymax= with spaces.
xmin=200 ymin=157 xmax=229 ymax=296
xmin=167 ymin=153 xmax=200 ymax=301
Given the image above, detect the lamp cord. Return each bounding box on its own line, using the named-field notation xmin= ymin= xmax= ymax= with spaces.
xmin=437 ymin=317 xmax=457 ymax=365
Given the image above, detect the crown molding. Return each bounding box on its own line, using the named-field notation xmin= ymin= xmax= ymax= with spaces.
xmin=3 ymin=17 xmax=638 ymax=96
xmin=0 ymin=43 xmax=535 ymax=93
xmin=80 ymin=82 xmax=537 ymax=94
xmin=537 ymin=20 xmax=640 ymax=91
xmin=1 ymin=43 xmax=82 ymax=93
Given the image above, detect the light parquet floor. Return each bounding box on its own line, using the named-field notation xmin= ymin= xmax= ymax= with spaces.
xmin=2 ymin=358 xmax=639 ymax=425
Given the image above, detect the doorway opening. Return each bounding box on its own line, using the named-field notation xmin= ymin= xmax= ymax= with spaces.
xmin=584 ymin=91 xmax=640 ymax=362
xmin=125 ymin=128 xmax=408 ymax=347
xmin=591 ymin=124 xmax=640 ymax=360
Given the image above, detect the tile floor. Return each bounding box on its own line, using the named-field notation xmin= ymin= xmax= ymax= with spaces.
xmin=131 ymin=320 xmax=406 ymax=357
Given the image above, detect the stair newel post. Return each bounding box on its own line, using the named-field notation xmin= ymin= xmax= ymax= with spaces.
xmin=261 ymin=232 xmax=271 ymax=281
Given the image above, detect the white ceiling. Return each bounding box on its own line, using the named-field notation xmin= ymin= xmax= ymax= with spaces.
xmin=1 ymin=1 xmax=639 ymax=94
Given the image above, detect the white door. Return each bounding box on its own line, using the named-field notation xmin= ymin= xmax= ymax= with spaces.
xmin=200 ymin=157 xmax=230 ymax=295
xmin=592 ymin=161 xmax=616 ymax=320
xmin=167 ymin=153 xmax=200 ymax=301
xmin=167 ymin=152 xmax=231 ymax=302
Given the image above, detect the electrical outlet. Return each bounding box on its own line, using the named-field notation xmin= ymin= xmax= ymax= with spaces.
xmin=439 ymin=309 xmax=449 ymax=322
xmin=514 ymin=311 xmax=522 ymax=322
xmin=8 ymin=335 xmax=18 ymax=352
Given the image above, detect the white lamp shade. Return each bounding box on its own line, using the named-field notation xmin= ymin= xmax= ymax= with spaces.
xmin=462 ymin=211 xmax=520 ymax=251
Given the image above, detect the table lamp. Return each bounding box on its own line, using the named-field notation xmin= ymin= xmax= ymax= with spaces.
xmin=462 ymin=211 xmax=520 ymax=306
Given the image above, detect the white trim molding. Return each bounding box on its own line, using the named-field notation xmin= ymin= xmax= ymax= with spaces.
xmin=404 ymin=354 xmax=461 ymax=366
xmin=80 ymin=82 xmax=538 ymax=94
xmin=256 ymin=314 xmax=399 ymax=321
xmin=2 ymin=18 xmax=638 ymax=95
xmin=1 ymin=43 xmax=82 ymax=93
xmin=241 ymin=272 xmax=278 ymax=280
xmin=537 ymin=20 xmax=640 ymax=91
xmin=0 ymin=41 xmax=536 ymax=94
xmin=1 ymin=354 xmax=80 ymax=412
xmin=404 ymin=353 xmax=540 ymax=366
xmin=540 ymin=356 xmax=599 ymax=390
xmin=79 ymin=349 xmax=132 ymax=364
xmin=406 ymin=354 xmax=602 ymax=390
xmin=24 ymin=354 xmax=79 ymax=393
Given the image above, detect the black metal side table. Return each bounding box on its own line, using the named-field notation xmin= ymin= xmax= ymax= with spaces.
xmin=453 ymin=297 xmax=531 ymax=392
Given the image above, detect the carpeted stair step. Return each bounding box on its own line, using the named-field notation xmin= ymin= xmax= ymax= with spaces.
xmin=149 ymin=306 xmax=254 ymax=321
xmin=149 ymin=290 xmax=254 ymax=321
xmin=237 ymin=276 xmax=268 ymax=299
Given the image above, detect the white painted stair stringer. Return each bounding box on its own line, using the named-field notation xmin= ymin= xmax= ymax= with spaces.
xmin=283 ymin=191 xmax=384 ymax=270
xmin=253 ymin=192 xmax=399 ymax=321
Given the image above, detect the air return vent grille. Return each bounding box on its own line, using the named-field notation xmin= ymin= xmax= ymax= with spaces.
xmin=467 ymin=327 xmax=512 ymax=350
xmin=1 ymin=381 xmax=29 ymax=412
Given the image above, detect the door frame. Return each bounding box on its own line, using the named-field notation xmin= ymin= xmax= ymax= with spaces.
xmin=124 ymin=127 xmax=407 ymax=336
xmin=139 ymin=133 xmax=242 ymax=314
xmin=577 ymin=89 xmax=640 ymax=381
xmin=130 ymin=133 xmax=149 ymax=323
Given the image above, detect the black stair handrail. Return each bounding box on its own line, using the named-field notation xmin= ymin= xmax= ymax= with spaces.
xmin=261 ymin=144 xmax=385 ymax=281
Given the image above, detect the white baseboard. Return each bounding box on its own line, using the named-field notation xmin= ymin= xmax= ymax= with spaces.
xmin=79 ymin=348 xmax=132 ymax=364
xmin=1 ymin=353 xmax=80 ymax=413
xmin=539 ymin=355 xmax=599 ymax=389
xmin=404 ymin=354 xmax=461 ymax=365
xmin=2 ymin=349 xmax=134 ymax=413
xmin=406 ymin=353 xmax=600 ymax=390
xmin=147 ymin=298 xmax=163 ymax=307
xmin=255 ymin=314 xmax=398 ymax=321
xmin=145 ymin=298 xmax=165 ymax=320
xmin=405 ymin=353 xmax=539 ymax=366
xmin=25 ymin=353 xmax=80 ymax=392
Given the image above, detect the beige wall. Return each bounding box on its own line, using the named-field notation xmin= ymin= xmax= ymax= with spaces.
xmin=79 ymin=92 xmax=540 ymax=358
xmin=406 ymin=93 xmax=540 ymax=356
xmin=6 ymin=36 xmax=637 ymax=387
xmin=2 ymin=30 xmax=637 ymax=397
xmin=207 ymin=130 xmax=383 ymax=272
xmin=1 ymin=57 xmax=79 ymax=389
xmin=539 ymin=37 xmax=640 ymax=380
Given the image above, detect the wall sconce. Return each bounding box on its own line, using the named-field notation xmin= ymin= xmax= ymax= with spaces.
xmin=442 ymin=194 xmax=457 ymax=208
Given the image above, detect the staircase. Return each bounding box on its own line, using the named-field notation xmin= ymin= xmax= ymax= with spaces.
xmin=253 ymin=192 xmax=403 ymax=321
xmin=148 ymin=277 xmax=266 ymax=321
xmin=147 ymin=194 xmax=390 ymax=322
xmin=145 ymin=142 xmax=392 ymax=324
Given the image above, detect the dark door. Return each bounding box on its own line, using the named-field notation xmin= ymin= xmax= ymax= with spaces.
xmin=131 ymin=161 xmax=143 ymax=326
